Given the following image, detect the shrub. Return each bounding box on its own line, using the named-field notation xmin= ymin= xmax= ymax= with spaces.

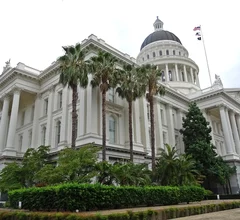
xmin=9 ymin=183 xmax=204 ymax=211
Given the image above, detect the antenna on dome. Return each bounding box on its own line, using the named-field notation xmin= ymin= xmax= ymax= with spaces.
xmin=153 ymin=16 xmax=163 ymax=31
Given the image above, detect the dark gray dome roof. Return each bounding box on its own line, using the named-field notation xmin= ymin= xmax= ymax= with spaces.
xmin=140 ymin=30 xmax=182 ymax=50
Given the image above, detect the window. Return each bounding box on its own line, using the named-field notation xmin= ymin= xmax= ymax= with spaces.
xmin=56 ymin=121 xmax=61 ymax=145
xmin=21 ymin=111 xmax=25 ymax=126
xmin=147 ymin=54 xmax=149 ymax=59
xmin=147 ymin=104 xmax=150 ymax=121
xmin=159 ymin=50 xmax=162 ymax=56
xmin=173 ymin=50 xmax=175 ymax=55
xmin=58 ymin=91 xmax=63 ymax=109
xmin=28 ymin=130 xmax=32 ymax=148
xmin=163 ymin=132 xmax=167 ymax=145
xmin=109 ymin=116 xmax=116 ymax=143
xmin=142 ymin=57 xmax=144 ymax=61
xmin=108 ymin=88 xmax=115 ymax=102
xmin=19 ymin=134 xmax=23 ymax=151
xmin=31 ymin=105 xmax=35 ymax=121
xmin=153 ymin=52 xmax=156 ymax=58
xmin=161 ymin=71 xmax=165 ymax=82
xmin=182 ymin=72 xmax=185 ymax=81
xmin=169 ymin=70 xmax=172 ymax=81
xmin=179 ymin=51 xmax=181 ymax=56
xmin=44 ymin=98 xmax=48 ymax=115
xmin=42 ymin=126 xmax=46 ymax=145
xmin=166 ymin=50 xmax=169 ymax=56
xmin=172 ymin=113 xmax=176 ymax=128
xmin=160 ymin=109 xmax=164 ymax=124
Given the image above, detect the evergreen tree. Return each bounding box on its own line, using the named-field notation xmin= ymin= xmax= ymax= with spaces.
xmin=180 ymin=102 xmax=235 ymax=191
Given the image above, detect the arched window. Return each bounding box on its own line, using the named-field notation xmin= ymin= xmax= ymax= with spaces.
xmin=179 ymin=51 xmax=181 ymax=56
xmin=153 ymin=52 xmax=156 ymax=58
xmin=173 ymin=50 xmax=175 ymax=55
xmin=161 ymin=70 xmax=165 ymax=82
xmin=166 ymin=50 xmax=169 ymax=56
xmin=42 ymin=126 xmax=46 ymax=145
xmin=56 ymin=121 xmax=61 ymax=144
xmin=109 ymin=116 xmax=116 ymax=143
xmin=159 ymin=50 xmax=162 ymax=56
xmin=147 ymin=54 xmax=149 ymax=59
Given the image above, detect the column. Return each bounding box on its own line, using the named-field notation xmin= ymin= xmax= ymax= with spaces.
xmin=236 ymin=114 xmax=240 ymax=137
xmin=183 ymin=65 xmax=188 ymax=82
xmin=175 ymin=64 xmax=179 ymax=81
xmin=219 ymin=105 xmax=234 ymax=154
xmin=45 ymin=87 xmax=54 ymax=146
xmin=230 ymin=111 xmax=240 ymax=154
xmin=190 ymin=68 xmax=194 ymax=84
xmin=166 ymin=104 xmax=175 ymax=147
xmin=195 ymin=71 xmax=200 ymax=87
xmin=31 ymin=93 xmax=41 ymax=148
xmin=4 ymin=89 xmax=21 ymax=155
xmin=165 ymin=64 xmax=169 ymax=81
xmin=134 ymin=99 xmax=141 ymax=144
xmin=225 ymin=108 xmax=236 ymax=153
xmin=86 ymin=76 xmax=92 ymax=134
xmin=79 ymin=87 xmax=85 ymax=136
xmin=204 ymin=110 xmax=215 ymax=144
xmin=59 ymin=86 xmax=69 ymax=147
xmin=0 ymin=96 xmax=10 ymax=151
xmin=155 ymin=101 xmax=164 ymax=153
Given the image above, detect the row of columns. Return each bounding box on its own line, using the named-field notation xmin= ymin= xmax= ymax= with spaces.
xmin=163 ymin=63 xmax=200 ymax=86
xmin=219 ymin=105 xmax=240 ymax=156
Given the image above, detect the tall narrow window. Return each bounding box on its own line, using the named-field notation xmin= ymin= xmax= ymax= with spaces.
xmin=42 ymin=126 xmax=46 ymax=145
xmin=147 ymin=54 xmax=149 ymax=59
xmin=108 ymin=88 xmax=115 ymax=102
xmin=44 ymin=98 xmax=48 ymax=115
xmin=169 ymin=70 xmax=172 ymax=81
xmin=109 ymin=116 xmax=116 ymax=143
xmin=153 ymin=52 xmax=156 ymax=58
xmin=161 ymin=71 xmax=165 ymax=82
xmin=159 ymin=50 xmax=162 ymax=56
xmin=179 ymin=51 xmax=181 ymax=56
xmin=21 ymin=111 xmax=25 ymax=126
xmin=147 ymin=104 xmax=150 ymax=121
xmin=56 ymin=121 xmax=61 ymax=145
xmin=173 ymin=50 xmax=175 ymax=55
xmin=19 ymin=134 xmax=23 ymax=151
xmin=58 ymin=91 xmax=63 ymax=109
xmin=28 ymin=130 xmax=32 ymax=148
xmin=166 ymin=50 xmax=169 ymax=56
xmin=31 ymin=105 xmax=35 ymax=121
xmin=182 ymin=72 xmax=185 ymax=81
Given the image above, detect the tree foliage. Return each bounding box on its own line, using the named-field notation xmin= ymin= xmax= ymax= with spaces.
xmin=180 ymin=102 xmax=235 ymax=188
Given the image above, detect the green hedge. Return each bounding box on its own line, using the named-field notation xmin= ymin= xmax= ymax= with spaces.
xmin=1 ymin=201 xmax=240 ymax=220
xmin=8 ymin=184 xmax=204 ymax=211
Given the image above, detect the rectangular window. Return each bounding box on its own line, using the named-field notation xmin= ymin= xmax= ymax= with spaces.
xmin=42 ymin=126 xmax=46 ymax=145
xmin=19 ymin=134 xmax=23 ymax=151
xmin=109 ymin=117 xmax=116 ymax=143
xmin=44 ymin=98 xmax=48 ymax=115
xmin=31 ymin=105 xmax=35 ymax=121
xmin=147 ymin=104 xmax=150 ymax=121
xmin=58 ymin=91 xmax=63 ymax=109
xmin=28 ymin=130 xmax=32 ymax=148
xmin=160 ymin=109 xmax=164 ymax=125
xmin=108 ymin=88 xmax=115 ymax=102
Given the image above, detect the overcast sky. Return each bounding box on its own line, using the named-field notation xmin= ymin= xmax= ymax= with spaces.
xmin=0 ymin=0 xmax=239 ymax=89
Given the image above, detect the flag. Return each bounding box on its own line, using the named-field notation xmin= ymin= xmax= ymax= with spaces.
xmin=193 ymin=26 xmax=201 ymax=31
xmin=197 ymin=37 xmax=201 ymax=40
xmin=196 ymin=32 xmax=201 ymax=36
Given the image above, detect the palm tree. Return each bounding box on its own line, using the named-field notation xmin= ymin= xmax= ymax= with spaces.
xmin=58 ymin=43 xmax=89 ymax=149
xmin=138 ymin=64 xmax=165 ymax=171
xmin=89 ymin=51 xmax=118 ymax=161
xmin=116 ymin=64 xmax=145 ymax=162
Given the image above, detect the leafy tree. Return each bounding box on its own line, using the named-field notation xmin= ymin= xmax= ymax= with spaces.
xmin=58 ymin=43 xmax=89 ymax=149
xmin=89 ymin=51 xmax=119 ymax=161
xmin=180 ymin=102 xmax=234 ymax=189
xmin=138 ymin=64 xmax=165 ymax=171
xmin=0 ymin=162 xmax=24 ymax=192
xmin=116 ymin=64 xmax=145 ymax=161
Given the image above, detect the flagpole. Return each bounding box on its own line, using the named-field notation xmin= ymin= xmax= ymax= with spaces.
xmin=200 ymin=25 xmax=212 ymax=86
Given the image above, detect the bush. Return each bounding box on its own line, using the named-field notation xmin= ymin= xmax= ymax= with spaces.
xmin=9 ymin=183 xmax=204 ymax=211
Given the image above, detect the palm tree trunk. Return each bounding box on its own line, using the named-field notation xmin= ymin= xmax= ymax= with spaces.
xmin=71 ymin=84 xmax=78 ymax=150
xmin=129 ymin=101 xmax=133 ymax=162
xmin=102 ymin=90 xmax=106 ymax=161
xmin=149 ymin=96 xmax=156 ymax=171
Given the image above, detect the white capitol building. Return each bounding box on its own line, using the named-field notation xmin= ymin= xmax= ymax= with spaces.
xmin=0 ymin=17 xmax=240 ymax=193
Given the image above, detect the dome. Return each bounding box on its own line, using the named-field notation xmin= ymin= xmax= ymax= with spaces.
xmin=140 ymin=30 xmax=182 ymax=50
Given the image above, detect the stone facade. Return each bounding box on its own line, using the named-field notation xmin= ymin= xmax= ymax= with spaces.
xmin=1 ymin=18 xmax=240 ymax=193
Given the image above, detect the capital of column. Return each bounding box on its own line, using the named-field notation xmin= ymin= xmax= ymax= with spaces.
xmin=218 ymin=104 xmax=227 ymax=110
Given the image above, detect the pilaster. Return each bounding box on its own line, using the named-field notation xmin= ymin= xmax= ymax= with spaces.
xmin=175 ymin=64 xmax=179 ymax=81
xmin=230 ymin=111 xmax=240 ymax=154
xmin=154 ymin=101 xmax=164 ymax=154
xmin=165 ymin=64 xmax=169 ymax=81
xmin=183 ymin=65 xmax=188 ymax=82
xmin=166 ymin=104 xmax=175 ymax=147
